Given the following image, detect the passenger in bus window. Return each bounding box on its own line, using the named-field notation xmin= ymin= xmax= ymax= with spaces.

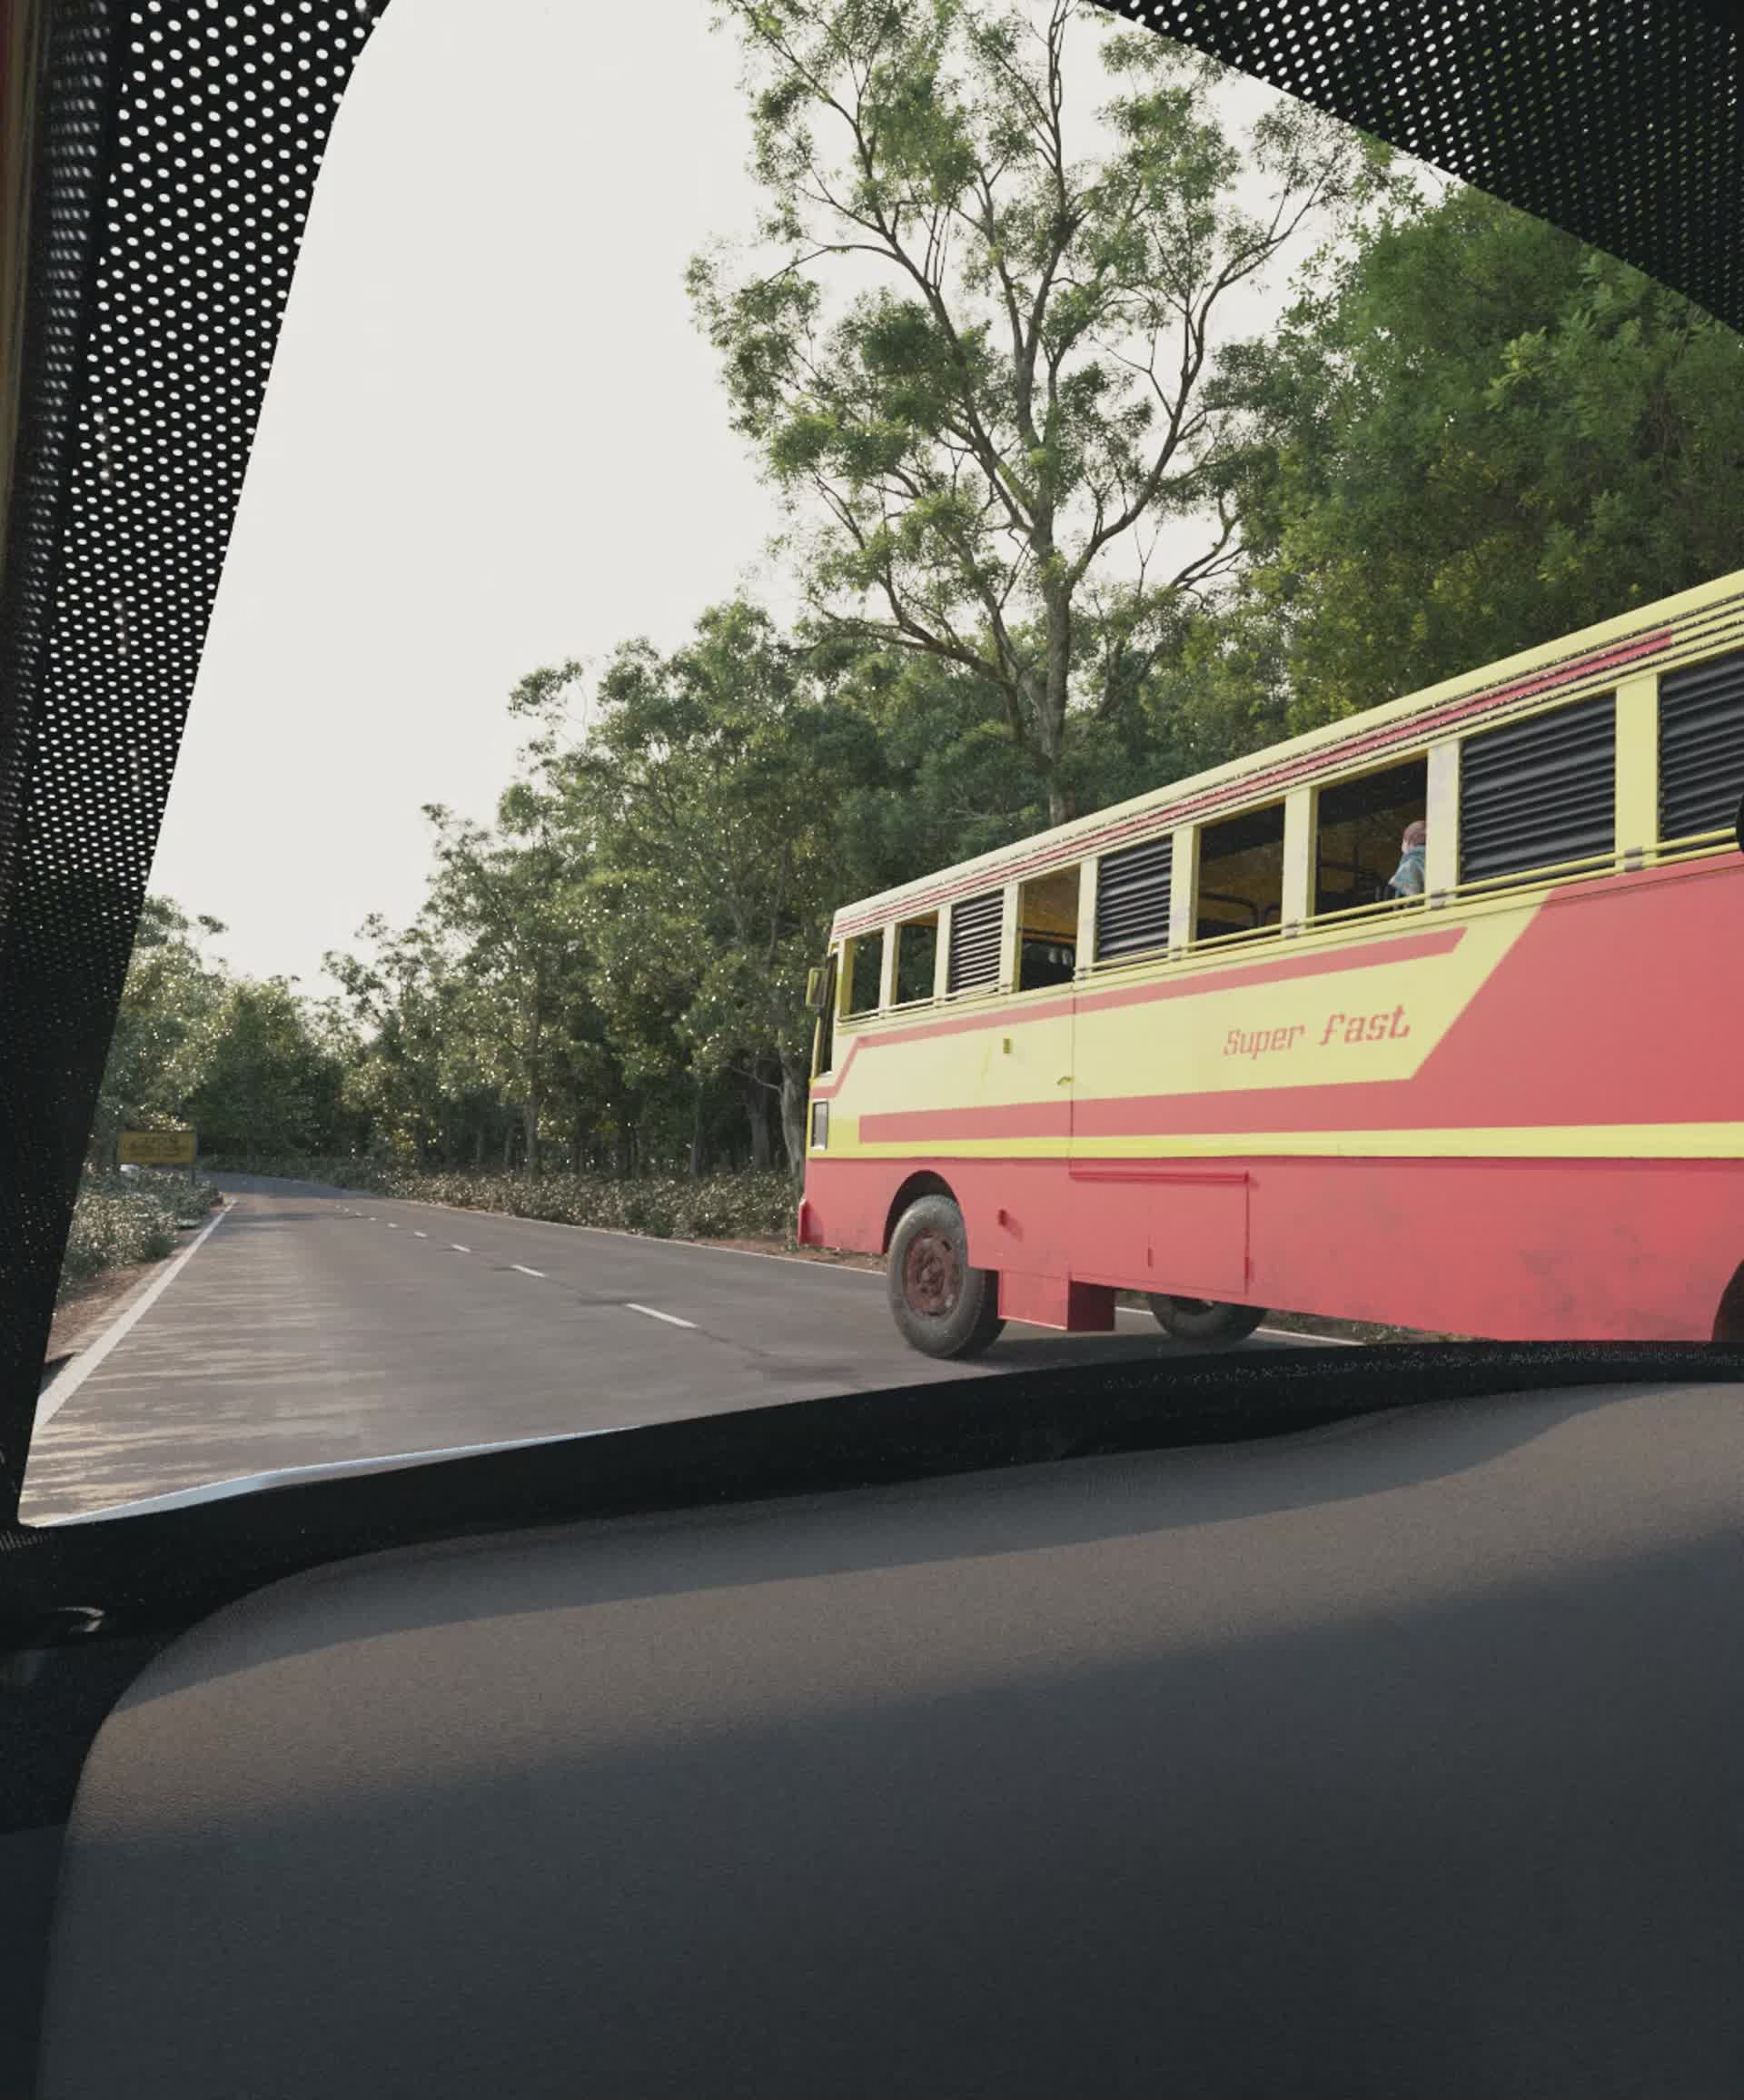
xmin=1388 ymin=819 xmax=1428 ymax=899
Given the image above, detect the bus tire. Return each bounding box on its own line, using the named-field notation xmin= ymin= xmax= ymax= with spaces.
xmin=887 ymin=1194 xmax=1005 ymax=1359
xmin=1147 ymin=1295 xmax=1267 ymax=1344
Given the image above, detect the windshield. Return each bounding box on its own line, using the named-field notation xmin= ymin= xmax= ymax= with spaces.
xmin=21 ymin=0 xmax=1744 ymax=1525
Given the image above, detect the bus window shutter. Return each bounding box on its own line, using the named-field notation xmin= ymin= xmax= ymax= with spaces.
xmin=1095 ymin=835 xmax=1173 ymax=960
xmin=1459 ymin=691 xmax=1616 ymax=885
xmin=946 ymin=892 xmax=1003 ymax=994
xmin=1660 ymin=648 xmax=1744 ymax=845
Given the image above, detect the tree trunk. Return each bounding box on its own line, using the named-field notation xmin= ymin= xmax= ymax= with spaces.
xmin=778 ymin=1056 xmax=808 ymax=1175
xmin=689 ymin=1081 xmax=708 ymax=1180
xmin=521 ymin=1097 xmax=540 ymax=1179
xmin=1041 ymin=587 xmax=1073 ymax=827
xmin=746 ymin=1079 xmax=774 ymax=1171
xmin=502 ymin=1122 xmax=514 ymax=1171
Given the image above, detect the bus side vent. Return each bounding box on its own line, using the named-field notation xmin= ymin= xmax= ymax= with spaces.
xmin=1096 ymin=834 xmax=1174 ymax=959
xmin=946 ymin=891 xmax=1004 ymax=994
xmin=1660 ymin=648 xmax=1744 ymax=843
xmin=1460 ymin=690 xmax=1616 ymax=885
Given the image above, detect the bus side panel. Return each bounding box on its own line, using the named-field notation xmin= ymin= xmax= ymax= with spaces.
xmin=1234 ymin=1154 xmax=1744 ymax=1342
xmin=801 ymin=1150 xmax=1744 ymax=1340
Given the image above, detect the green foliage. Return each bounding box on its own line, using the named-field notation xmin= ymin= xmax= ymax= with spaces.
xmin=91 ymin=898 xmax=230 ymax=1161
xmin=183 ymin=979 xmax=355 ymax=1163
xmin=60 ymin=1174 xmax=221 ymax=1292
xmin=1214 ymin=183 xmax=1744 ymax=727
xmin=691 ymin=0 xmax=1384 ymax=819
xmin=196 ymin=1161 xmax=798 ymax=1244
xmin=382 ymin=1170 xmax=798 ymax=1243
xmin=553 ymin=600 xmax=876 ymax=1169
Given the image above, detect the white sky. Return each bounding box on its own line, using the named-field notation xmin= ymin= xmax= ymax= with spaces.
xmin=146 ymin=0 xmax=1396 ymax=993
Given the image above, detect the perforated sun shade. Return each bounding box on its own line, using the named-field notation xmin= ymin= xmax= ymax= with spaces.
xmin=0 ymin=0 xmax=388 ymax=1513
xmin=1090 ymin=1 xmax=1743 ymax=338
xmin=0 ymin=0 xmax=1740 ymax=1515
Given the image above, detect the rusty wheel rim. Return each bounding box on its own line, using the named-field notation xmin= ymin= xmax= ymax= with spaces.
xmin=903 ymin=1227 xmax=961 ymax=1318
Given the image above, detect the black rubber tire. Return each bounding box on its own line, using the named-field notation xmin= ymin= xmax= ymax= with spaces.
xmin=887 ymin=1194 xmax=1006 ymax=1359
xmin=1147 ymin=1295 xmax=1268 ymax=1343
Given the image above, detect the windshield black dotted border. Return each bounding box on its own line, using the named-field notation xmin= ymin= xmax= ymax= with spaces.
xmin=1090 ymin=0 xmax=1741 ymax=333
xmin=0 ymin=0 xmax=388 ymax=1514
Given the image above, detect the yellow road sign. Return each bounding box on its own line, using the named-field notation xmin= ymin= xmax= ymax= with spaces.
xmin=118 ymin=1128 xmax=196 ymax=1166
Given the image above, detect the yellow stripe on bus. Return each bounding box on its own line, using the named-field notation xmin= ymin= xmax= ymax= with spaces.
xmin=833 ymin=1123 xmax=1744 ymax=1163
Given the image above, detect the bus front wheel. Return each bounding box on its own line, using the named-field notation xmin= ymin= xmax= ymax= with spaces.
xmin=888 ymin=1194 xmax=1005 ymax=1358
xmin=1148 ymin=1295 xmax=1267 ymax=1344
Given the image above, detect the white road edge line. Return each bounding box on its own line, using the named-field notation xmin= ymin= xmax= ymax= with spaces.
xmin=627 ymin=1303 xmax=698 ymax=1330
xmin=451 ymin=1243 xmax=471 ymax=1253
xmin=1257 ymin=1325 xmax=1362 ymax=1346
xmin=36 ymin=1203 xmax=231 ymax=1430
xmin=412 ymin=1231 xmax=429 ymax=1239
xmin=510 ymin=1263 xmax=545 ymax=1278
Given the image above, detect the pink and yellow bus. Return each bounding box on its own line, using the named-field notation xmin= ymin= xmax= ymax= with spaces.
xmin=798 ymin=570 xmax=1744 ymax=1354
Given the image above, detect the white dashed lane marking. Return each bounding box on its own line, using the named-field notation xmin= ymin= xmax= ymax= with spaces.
xmin=627 ymin=1303 xmax=698 ymax=1330
xmin=337 ymin=1195 xmax=1359 ymax=1345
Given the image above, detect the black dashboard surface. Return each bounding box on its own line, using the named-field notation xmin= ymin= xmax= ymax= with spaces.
xmin=36 ymin=1379 xmax=1744 ymax=2098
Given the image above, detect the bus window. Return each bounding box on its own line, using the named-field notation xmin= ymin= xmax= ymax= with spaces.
xmin=812 ymin=954 xmax=837 ymax=1076
xmin=946 ymin=890 xmax=1003 ymax=994
xmin=893 ymin=914 xmax=938 ymax=1004
xmin=1314 ymin=755 xmax=1429 ymax=914
xmin=1095 ymin=832 xmax=1172 ymax=962
xmin=845 ymin=932 xmax=883 ymax=1015
xmin=1660 ymin=646 xmax=1744 ymax=845
xmin=1017 ymin=866 xmax=1078 ymax=990
xmin=1194 ymin=803 xmax=1284 ymax=943
xmin=1461 ymin=689 xmax=1615 ymax=887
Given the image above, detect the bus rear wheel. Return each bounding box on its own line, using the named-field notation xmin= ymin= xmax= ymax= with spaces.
xmin=888 ymin=1194 xmax=1005 ymax=1359
xmin=1147 ymin=1295 xmax=1267 ymax=1344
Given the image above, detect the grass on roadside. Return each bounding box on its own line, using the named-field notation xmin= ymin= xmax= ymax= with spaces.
xmin=198 ymin=1159 xmax=799 ymax=1244
xmin=60 ymin=1171 xmax=222 ymax=1297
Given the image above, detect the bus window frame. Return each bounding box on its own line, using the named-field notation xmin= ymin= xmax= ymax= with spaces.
xmin=890 ymin=912 xmax=942 ymax=1010
xmin=1011 ymin=865 xmax=1082 ymax=997
xmin=811 ymin=952 xmax=839 ymax=1078
xmin=1305 ymin=748 xmax=1433 ymax=927
xmin=842 ymin=928 xmax=885 ymax=1021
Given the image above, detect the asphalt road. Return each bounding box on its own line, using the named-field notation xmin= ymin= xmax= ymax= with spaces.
xmin=23 ymin=1177 xmax=1338 ymax=1524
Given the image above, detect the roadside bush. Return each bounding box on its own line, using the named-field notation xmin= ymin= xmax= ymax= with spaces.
xmin=60 ymin=1172 xmax=221 ymax=1292
xmin=202 ymin=1158 xmax=798 ymax=1243
xmin=385 ymin=1171 xmax=798 ymax=1243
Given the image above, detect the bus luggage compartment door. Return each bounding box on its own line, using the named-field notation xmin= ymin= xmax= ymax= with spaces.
xmin=1065 ymin=1160 xmax=1251 ymax=1300
xmin=1067 ymin=991 xmax=1251 ymax=1298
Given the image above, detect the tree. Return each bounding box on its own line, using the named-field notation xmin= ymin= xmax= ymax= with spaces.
xmin=548 ymin=601 xmax=874 ymax=1171
xmin=184 ymin=979 xmax=349 ymax=1163
xmin=412 ymin=795 xmax=606 ymax=1179
xmin=1214 ymin=183 xmax=1744 ymax=727
xmin=325 ymin=915 xmax=473 ymax=1164
xmin=690 ymin=0 xmax=1382 ymax=820
xmin=92 ymin=896 xmax=230 ymax=1162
